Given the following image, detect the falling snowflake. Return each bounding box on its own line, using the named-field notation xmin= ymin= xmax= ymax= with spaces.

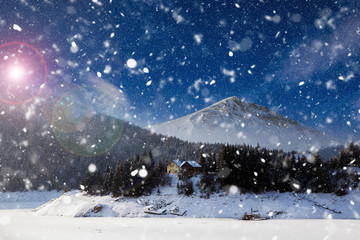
xmin=127 ymin=59 xmax=137 ymax=68
xmin=13 ymin=24 xmax=22 ymax=31
xmin=88 ymin=164 xmax=97 ymax=173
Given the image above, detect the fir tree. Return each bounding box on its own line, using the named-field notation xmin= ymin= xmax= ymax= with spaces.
xmin=111 ymin=163 xmax=123 ymax=196
xmin=81 ymin=169 xmax=104 ymax=195
xmin=348 ymin=142 xmax=360 ymax=167
xmin=199 ymin=152 xmax=206 ymax=174
xmin=177 ymin=176 xmax=194 ymax=196
xmin=309 ymin=153 xmax=325 ymax=192
xmin=103 ymin=165 xmax=114 ymax=194
xmin=339 ymin=149 xmax=350 ymax=168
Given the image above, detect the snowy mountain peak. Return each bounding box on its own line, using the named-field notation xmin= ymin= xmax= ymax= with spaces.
xmin=187 ymin=96 xmax=301 ymax=131
xmin=152 ymin=97 xmax=339 ymax=152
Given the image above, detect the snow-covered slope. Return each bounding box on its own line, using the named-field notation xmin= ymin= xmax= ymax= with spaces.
xmin=152 ymin=97 xmax=338 ymax=152
xmin=0 ymin=191 xmax=62 ymax=209
xmin=34 ymin=186 xmax=360 ymax=219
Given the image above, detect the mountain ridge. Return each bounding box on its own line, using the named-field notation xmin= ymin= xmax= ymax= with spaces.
xmin=151 ymin=96 xmax=339 ymax=152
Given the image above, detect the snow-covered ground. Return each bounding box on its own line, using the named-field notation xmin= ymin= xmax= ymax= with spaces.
xmin=1 ymin=183 xmax=360 ymax=240
xmin=29 ymin=175 xmax=360 ymax=220
xmin=1 ymin=209 xmax=360 ymax=240
xmin=33 ymin=188 xmax=360 ymax=219
xmin=1 ymin=176 xmax=359 ymax=220
xmin=0 ymin=190 xmax=62 ymax=209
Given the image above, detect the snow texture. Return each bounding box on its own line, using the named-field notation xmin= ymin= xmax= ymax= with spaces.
xmin=0 ymin=191 xmax=62 ymax=209
xmin=1 ymin=210 xmax=360 ymax=240
xmin=32 ymin=180 xmax=360 ymax=220
xmin=1 ymin=184 xmax=360 ymax=239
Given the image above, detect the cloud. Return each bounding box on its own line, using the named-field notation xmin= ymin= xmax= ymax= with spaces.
xmin=187 ymin=78 xmax=204 ymax=94
xmin=325 ymin=80 xmax=336 ymax=90
xmin=276 ymin=13 xmax=360 ymax=82
xmin=79 ymin=73 xmax=129 ymax=119
xmin=228 ymin=37 xmax=253 ymax=52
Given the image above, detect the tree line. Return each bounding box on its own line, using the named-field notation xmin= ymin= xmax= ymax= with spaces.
xmin=200 ymin=143 xmax=360 ymax=196
xmin=80 ymin=151 xmax=169 ymax=196
xmin=81 ymin=142 xmax=360 ymax=197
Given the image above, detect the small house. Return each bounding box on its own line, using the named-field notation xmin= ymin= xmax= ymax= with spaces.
xmin=181 ymin=161 xmax=202 ymax=177
xmin=167 ymin=159 xmax=182 ymax=174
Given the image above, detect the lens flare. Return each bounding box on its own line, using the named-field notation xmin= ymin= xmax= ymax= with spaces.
xmin=0 ymin=41 xmax=47 ymax=105
xmin=8 ymin=64 xmax=25 ymax=81
xmin=51 ymin=87 xmax=124 ymax=157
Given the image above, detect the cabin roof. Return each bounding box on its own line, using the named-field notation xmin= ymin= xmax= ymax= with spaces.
xmin=170 ymin=159 xmax=182 ymax=167
xmin=181 ymin=161 xmax=201 ymax=168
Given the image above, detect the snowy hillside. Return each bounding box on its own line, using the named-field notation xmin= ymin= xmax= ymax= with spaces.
xmin=34 ymin=183 xmax=360 ymax=219
xmin=2 ymin=179 xmax=360 ymax=240
xmin=152 ymin=97 xmax=339 ymax=152
xmin=0 ymin=191 xmax=62 ymax=209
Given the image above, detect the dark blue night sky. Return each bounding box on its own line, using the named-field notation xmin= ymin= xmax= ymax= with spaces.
xmin=1 ymin=0 xmax=360 ymax=141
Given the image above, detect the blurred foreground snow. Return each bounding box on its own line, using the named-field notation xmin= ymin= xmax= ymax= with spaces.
xmin=1 ymin=210 xmax=360 ymax=240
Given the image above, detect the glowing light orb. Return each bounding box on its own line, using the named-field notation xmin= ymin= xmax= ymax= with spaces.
xmin=8 ymin=65 xmax=25 ymax=81
xmin=0 ymin=41 xmax=47 ymax=105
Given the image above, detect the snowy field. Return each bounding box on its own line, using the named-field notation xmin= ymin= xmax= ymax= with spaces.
xmin=1 ymin=210 xmax=360 ymax=240
xmin=0 ymin=191 xmax=62 ymax=209
xmin=1 ymin=189 xmax=360 ymax=240
xmin=34 ymin=184 xmax=360 ymax=219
